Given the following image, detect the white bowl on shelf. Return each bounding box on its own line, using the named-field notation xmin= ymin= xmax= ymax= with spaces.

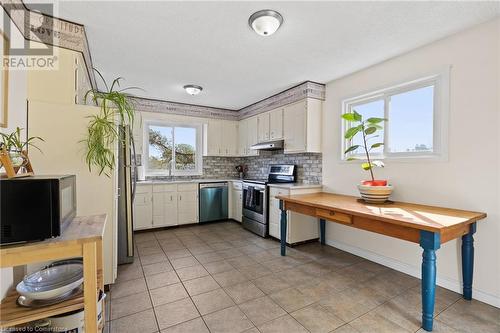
xmin=23 ymin=263 xmax=83 ymax=291
xmin=16 ymin=277 xmax=83 ymax=300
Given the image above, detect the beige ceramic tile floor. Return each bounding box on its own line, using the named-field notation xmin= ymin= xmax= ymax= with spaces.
xmin=104 ymin=221 xmax=500 ymax=333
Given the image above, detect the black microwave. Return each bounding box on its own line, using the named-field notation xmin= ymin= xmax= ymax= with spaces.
xmin=0 ymin=175 xmax=77 ymax=244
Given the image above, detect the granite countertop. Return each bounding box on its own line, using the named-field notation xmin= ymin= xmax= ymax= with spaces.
xmin=137 ymin=178 xmax=242 ymax=185
xmin=267 ymin=183 xmax=323 ymax=189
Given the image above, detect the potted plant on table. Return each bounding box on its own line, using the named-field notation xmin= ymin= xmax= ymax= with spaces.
xmin=342 ymin=110 xmax=393 ymax=203
xmin=0 ymin=127 xmax=44 ymax=177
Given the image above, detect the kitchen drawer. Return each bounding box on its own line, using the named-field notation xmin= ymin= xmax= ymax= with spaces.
xmin=153 ymin=184 xmax=177 ymax=193
xmin=316 ymin=209 xmax=352 ymax=225
xmin=269 ymin=187 xmax=289 ymax=199
xmin=177 ymin=183 xmax=198 ymax=192
xmin=231 ymin=181 xmax=242 ymax=190
xmin=136 ymin=184 xmax=152 ymax=194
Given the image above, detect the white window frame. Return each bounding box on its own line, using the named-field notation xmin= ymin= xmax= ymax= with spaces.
xmin=341 ymin=68 xmax=450 ymax=162
xmin=144 ymin=121 xmax=203 ymax=176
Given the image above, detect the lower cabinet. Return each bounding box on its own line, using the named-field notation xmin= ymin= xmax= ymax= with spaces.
xmin=152 ymin=184 xmax=178 ymax=227
xmin=134 ymin=184 xmax=153 ymax=230
xmin=229 ymin=181 xmax=242 ymax=222
xmin=268 ymin=186 xmax=321 ymax=244
xmin=177 ymin=183 xmax=199 ymax=225
xmin=134 ymin=183 xmax=199 ymax=230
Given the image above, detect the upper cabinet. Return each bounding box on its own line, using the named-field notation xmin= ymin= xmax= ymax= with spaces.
xmin=238 ymin=118 xmax=248 ymax=156
xmin=224 ymin=120 xmax=239 ymax=156
xmin=205 ymin=119 xmax=239 ymax=157
xmin=206 ymin=119 xmax=222 ymax=156
xmin=246 ymin=116 xmax=259 ymax=156
xmin=257 ymin=108 xmax=284 ymax=143
xmin=257 ymin=112 xmax=270 ymax=142
xmin=283 ymin=98 xmax=322 ymax=154
xmin=269 ymin=108 xmax=284 ymax=140
xmin=203 ymin=98 xmax=322 ymax=157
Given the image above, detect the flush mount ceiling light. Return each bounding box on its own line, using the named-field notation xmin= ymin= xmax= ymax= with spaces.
xmin=183 ymin=84 xmax=203 ymax=96
xmin=248 ymin=9 xmax=283 ymax=36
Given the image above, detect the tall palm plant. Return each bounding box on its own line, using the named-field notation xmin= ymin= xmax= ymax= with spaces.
xmin=83 ymin=69 xmax=140 ymax=176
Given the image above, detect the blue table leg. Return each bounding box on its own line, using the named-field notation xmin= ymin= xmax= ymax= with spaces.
xmin=279 ymin=200 xmax=287 ymax=256
xmin=420 ymin=230 xmax=441 ymax=332
xmin=462 ymin=223 xmax=476 ymax=300
xmin=320 ymin=219 xmax=326 ymax=245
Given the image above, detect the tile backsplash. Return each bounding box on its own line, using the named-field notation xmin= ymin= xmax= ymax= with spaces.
xmin=243 ymin=151 xmax=322 ymax=184
xmin=147 ymin=151 xmax=322 ymax=184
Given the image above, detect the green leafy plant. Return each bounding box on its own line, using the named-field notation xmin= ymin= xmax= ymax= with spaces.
xmin=83 ymin=69 xmax=140 ymax=177
xmin=0 ymin=127 xmax=44 ymax=152
xmin=342 ymin=110 xmax=386 ymax=182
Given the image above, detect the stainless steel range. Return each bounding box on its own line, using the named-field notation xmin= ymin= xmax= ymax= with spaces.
xmin=242 ymin=164 xmax=296 ymax=237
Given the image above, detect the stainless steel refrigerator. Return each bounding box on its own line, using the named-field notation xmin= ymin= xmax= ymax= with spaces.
xmin=117 ymin=125 xmax=137 ymax=264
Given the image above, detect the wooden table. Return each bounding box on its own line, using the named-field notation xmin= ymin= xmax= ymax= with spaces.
xmin=276 ymin=193 xmax=486 ymax=332
xmin=0 ymin=214 xmax=106 ymax=332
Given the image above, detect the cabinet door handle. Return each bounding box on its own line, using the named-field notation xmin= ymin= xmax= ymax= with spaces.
xmin=170 ymin=195 xmax=173 ymax=201
xmin=179 ymin=195 xmax=182 ymax=201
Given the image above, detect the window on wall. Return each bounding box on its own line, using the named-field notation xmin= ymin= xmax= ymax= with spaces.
xmin=145 ymin=122 xmax=202 ymax=176
xmin=342 ymin=71 xmax=449 ymax=160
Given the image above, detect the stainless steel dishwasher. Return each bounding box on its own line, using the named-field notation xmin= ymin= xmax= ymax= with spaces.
xmin=199 ymin=182 xmax=229 ymax=223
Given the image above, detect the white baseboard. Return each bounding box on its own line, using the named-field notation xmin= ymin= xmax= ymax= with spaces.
xmin=325 ymin=239 xmax=500 ymax=309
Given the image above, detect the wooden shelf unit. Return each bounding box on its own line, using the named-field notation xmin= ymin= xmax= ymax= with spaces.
xmin=0 ymin=215 xmax=106 ymax=333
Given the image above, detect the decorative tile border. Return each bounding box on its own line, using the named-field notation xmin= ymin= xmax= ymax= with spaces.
xmin=239 ymin=81 xmax=325 ymax=119
xmin=130 ymin=81 xmax=325 ymax=120
xmin=129 ymin=97 xmax=239 ymax=121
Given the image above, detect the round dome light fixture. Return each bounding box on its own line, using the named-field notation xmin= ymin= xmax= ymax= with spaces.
xmin=183 ymin=84 xmax=203 ymax=96
xmin=248 ymin=9 xmax=283 ymax=36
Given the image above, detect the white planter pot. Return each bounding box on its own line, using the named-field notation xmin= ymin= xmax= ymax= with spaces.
xmin=357 ymin=184 xmax=393 ymax=203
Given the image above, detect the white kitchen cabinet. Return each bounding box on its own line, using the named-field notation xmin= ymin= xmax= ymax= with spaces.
xmin=269 ymin=108 xmax=284 ymax=140
xmin=268 ymin=186 xmax=322 ymax=244
xmin=246 ymin=116 xmax=259 ymax=156
xmin=206 ymin=119 xmax=223 ymax=156
xmin=134 ymin=182 xmax=199 ymax=230
xmin=229 ymin=181 xmax=242 ymax=222
xmin=152 ymin=184 xmax=178 ymax=227
xmin=224 ymin=121 xmax=239 ymax=156
xmin=283 ymin=98 xmax=322 ymax=154
xmin=257 ymin=112 xmax=270 ymax=143
xmin=238 ymin=119 xmax=248 ymax=156
xmin=177 ymin=183 xmax=199 ymax=225
xmin=134 ymin=184 xmax=153 ymax=230
xmin=258 ymin=108 xmax=283 ymax=142
xmin=205 ymin=120 xmax=239 ymax=156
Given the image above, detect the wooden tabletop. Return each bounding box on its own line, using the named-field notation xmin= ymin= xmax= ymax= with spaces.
xmin=276 ymin=192 xmax=486 ymax=233
xmin=0 ymin=214 xmax=107 ymax=258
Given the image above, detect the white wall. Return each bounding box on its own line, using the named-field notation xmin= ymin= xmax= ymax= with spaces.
xmin=322 ymin=18 xmax=500 ymax=307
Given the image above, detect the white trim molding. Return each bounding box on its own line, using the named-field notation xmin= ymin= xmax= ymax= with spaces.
xmin=340 ymin=67 xmax=450 ymax=162
xmin=143 ymin=120 xmax=203 ymax=177
xmin=325 ymin=238 xmax=500 ymax=308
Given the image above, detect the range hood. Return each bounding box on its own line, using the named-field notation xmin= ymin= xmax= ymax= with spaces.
xmin=250 ymin=139 xmax=284 ymax=150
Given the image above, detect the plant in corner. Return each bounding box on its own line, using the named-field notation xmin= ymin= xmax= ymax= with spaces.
xmin=342 ymin=110 xmax=393 ymax=203
xmin=83 ymin=70 xmax=140 ymax=177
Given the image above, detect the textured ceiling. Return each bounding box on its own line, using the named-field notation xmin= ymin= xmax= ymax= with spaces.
xmin=39 ymin=1 xmax=499 ymax=109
